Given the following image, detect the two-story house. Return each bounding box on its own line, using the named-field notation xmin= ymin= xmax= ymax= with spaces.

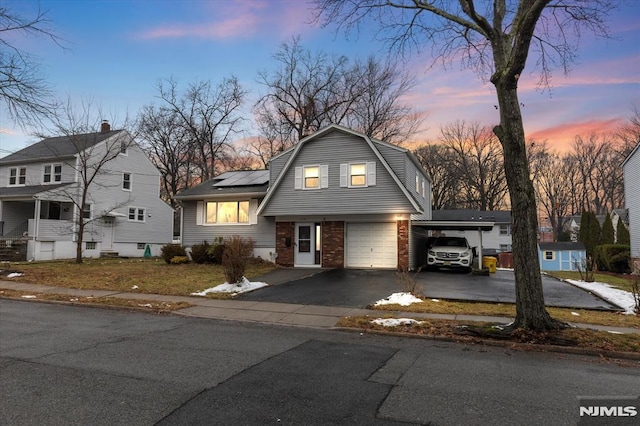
xmin=623 ymin=141 xmax=640 ymax=272
xmin=0 ymin=122 xmax=174 ymax=261
xmin=176 ymin=124 xmax=432 ymax=270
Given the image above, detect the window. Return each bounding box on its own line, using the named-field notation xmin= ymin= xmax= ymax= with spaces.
xmin=86 ymin=241 xmax=97 ymax=250
xmin=43 ymin=164 xmax=62 ymax=183
xmin=544 ymin=251 xmax=555 ymax=261
xmin=122 ymin=173 xmax=132 ymax=191
xmin=416 ymin=173 xmax=420 ymax=192
xmin=120 ymin=140 xmax=128 ymax=155
xmin=205 ymin=201 xmax=249 ymax=224
xmin=128 ymin=207 xmax=145 ymax=222
xmin=304 ymin=166 xmax=319 ymax=189
xmin=500 ymin=244 xmax=512 ymax=252
xmin=349 ymin=163 xmax=366 ymax=186
xmin=137 ymin=243 xmax=146 ymax=250
xmin=421 ymin=179 xmax=426 ymax=198
xmin=340 ymin=162 xmax=376 ymax=188
xmin=9 ymin=167 xmax=26 ymax=186
xmin=82 ymin=204 xmax=92 ymax=219
xmin=499 ymin=224 xmax=511 ymax=235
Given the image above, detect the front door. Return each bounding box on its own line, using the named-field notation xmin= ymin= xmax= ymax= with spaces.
xmin=294 ymin=223 xmax=320 ymax=266
xmin=102 ymin=217 xmax=114 ymax=250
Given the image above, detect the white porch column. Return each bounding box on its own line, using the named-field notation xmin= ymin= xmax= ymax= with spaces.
xmin=477 ymin=227 xmax=483 ymax=270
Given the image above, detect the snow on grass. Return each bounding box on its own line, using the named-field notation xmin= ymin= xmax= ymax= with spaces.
xmin=374 ymin=292 xmax=423 ymax=307
xmin=371 ymin=318 xmax=424 ymax=327
xmin=21 ymin=295 xmax=36 ymax=299
xmin=565 ymin=279 xmax=637 ymax=315
xmin=190 ymin=277 xmax=268 ymax=296
xmin=7 ymin=272 xmax=23 ymax=278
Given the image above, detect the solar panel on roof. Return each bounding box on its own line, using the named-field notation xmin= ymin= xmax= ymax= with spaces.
xmin=212 ymin=170 xmax=269 ymax=187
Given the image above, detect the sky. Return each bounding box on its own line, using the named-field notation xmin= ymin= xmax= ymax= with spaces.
xmin=1 ymin=0 xmax=639 ymax=158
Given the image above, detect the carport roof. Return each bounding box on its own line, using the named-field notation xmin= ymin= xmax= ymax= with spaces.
xmin=412 ymin=220 xmax=495 ymax=231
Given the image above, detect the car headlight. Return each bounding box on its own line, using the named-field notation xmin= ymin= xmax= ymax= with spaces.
xmin=428 ymin=250 xmax=435 ymax=256
xmin=460 ymin=251 xmax=469 ymax=257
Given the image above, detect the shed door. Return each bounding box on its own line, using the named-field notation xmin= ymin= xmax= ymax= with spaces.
xmin=346 ymin=222 xmax=397 ymax=268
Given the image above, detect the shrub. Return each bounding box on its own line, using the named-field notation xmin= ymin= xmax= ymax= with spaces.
xmin=206 ymin=237 xmax=225 ymax=264
xmin=617 ymin=220 xmax=630 ymax=244
xmin=170 ymin=256 xmax=189 ymax=265
xmin=161 ymin=244 xmax=186 ymax=264
xmin=600 ymin=214 xmax=615 ymax=245
xmin=594 ymin=244 xmax=631 ymax=274
xmin=190 ymin=241 xmax=213 ymax=264
xmin=579 ymin=211 xmax=600 ymax=256
xmin=221 ymin=236 xmax=255 ymax=284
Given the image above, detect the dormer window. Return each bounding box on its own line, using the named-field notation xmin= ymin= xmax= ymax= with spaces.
xmin=120 ymin=140 xmax=128 ymax=155
xmin=43 ymin=164 xmax=62 ymax=184
xmin=9 ymin=167 xmax=27 ymax=186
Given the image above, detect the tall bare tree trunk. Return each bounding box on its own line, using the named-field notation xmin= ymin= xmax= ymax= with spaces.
xmin=492 ymin=80 xmax=563 ymax=330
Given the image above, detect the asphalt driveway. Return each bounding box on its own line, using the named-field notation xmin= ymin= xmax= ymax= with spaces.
xmin=244 ymin=268 xmax=621 ymax=311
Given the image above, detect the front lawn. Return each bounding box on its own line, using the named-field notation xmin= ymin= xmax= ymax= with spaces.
xmin=1 ymin=258 xmax=276 ymax=296
xmin=546 ymin=271 xmax=637 ymax=293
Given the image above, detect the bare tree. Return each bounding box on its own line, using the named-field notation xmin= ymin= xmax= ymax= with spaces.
xmin=44 ymin=100 xmax=133 ymax=264
xmin=315 ymin=0 xmax=618 ymax=331
xmin=156 ymin=77 xmax=246 ymax=183
xmin=0 ymin=5 xmax=64 ymax=126
xmin=342 ymin=56 xmax=424 ymax=145
xmin=413 ymin=143 xmax=462 ymax=209
xmin=533 ymin=149 xmax=576 ymax=240
xmin=439 ymin=120 xmax=508 ymax=210
xmin=136 ymin=105 xmax=192 ymax=208
xmin=252 ymin=37 xmax=423 ymax=164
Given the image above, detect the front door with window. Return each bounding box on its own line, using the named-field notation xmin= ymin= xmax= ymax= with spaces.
xmin=294 ymin=223 xmax=321 ymax=266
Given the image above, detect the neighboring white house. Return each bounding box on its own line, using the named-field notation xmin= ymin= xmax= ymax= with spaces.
xmin=431 ymin=209 xmax=512 ymax=255
xmin=623 ymin=141 xmax=640 ymax=272
xmin=0 ymin=122 xmax=174 ymax=261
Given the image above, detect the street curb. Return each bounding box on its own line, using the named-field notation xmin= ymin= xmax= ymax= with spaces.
xmin=0 ymin=295 xmax=184 ymax=315
xmin=332 ymin=327 xmax=640 ymax=362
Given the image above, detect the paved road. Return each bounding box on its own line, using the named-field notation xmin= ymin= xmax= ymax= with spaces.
xmin=244 ymin=268 xmax=620 ymax=311
xmin=1 ymin=300 xmax=637 ymax=425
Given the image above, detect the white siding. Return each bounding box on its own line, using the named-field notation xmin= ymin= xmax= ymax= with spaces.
xmin=624 ymin=144 xmax=640 ymax=261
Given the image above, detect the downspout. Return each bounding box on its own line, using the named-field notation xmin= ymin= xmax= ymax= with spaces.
xmin=477 ymin=227 xmax=483 ymax=270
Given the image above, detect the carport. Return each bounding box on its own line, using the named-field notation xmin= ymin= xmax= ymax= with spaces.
xmin=413 ymin=220 xmax=494 ymax=269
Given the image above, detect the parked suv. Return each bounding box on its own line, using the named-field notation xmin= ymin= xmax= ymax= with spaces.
xmin=427 ymin=237 xmax=474 ymax=272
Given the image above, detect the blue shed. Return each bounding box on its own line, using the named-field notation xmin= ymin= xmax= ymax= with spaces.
xmin=538 ymin=242 xmax=586 ymax=271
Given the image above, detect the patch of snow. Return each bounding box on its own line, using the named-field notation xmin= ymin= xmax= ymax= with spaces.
xmin=496 ymin=267 xmax=513 ymax=271
xmin=7 ymin=272 xmax=23 ymax=278
xmin=131 ymin=285 xmax=139 ymax=290
xmin=565 ymin=279 xmax=637 ymax=315
xmin=430 ymin=299 xmax=440 ymax=303
xmin=70 ymin=298 xmax=78 ymax=302
xmin=571 ymin=312 xmax=580 ymax=316
xmin=138 ymin=303 xmax=153 ymax=308
xmin=607 ymin=330 xmax=624 ymax=335
xmin=190 ymin=277 xmax=268 ymax=296
xmin=374 ymin=292 xmax=423 ymax=306
xmin=371 ymin=318 xmax=423 ymax=327
xmin=21 ymin=295 xmax=36 ymax=299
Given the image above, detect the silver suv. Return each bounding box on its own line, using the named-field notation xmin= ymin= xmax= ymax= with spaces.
xmin=427 ymin=237 xmax=474 ymax=272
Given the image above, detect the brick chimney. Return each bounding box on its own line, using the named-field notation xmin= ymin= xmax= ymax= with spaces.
xmin=100 ymin=120 xmax=110 ymax=133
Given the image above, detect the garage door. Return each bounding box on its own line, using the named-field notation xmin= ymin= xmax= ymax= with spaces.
xmin=346 ymin=222 xmax=397 ymax=268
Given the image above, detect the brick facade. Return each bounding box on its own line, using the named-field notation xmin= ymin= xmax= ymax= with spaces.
xmin=322 ymin=221 xmax=344 ymax=268
xmin=397 ymin=220 xmax=409 ymax=270
xmin=275 ymin=221 xmax=295 ymax=267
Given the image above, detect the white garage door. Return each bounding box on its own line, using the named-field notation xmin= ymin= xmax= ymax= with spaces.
xmin=346 ymin=222 xmax=397 ymax=268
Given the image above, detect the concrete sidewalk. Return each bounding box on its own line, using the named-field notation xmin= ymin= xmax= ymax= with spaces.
xmin=1 ymin=280 xmax=638 ymax=335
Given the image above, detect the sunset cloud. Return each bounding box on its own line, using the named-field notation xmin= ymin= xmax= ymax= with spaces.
xmin=137 ymin=1 xmax=316 ymax=41
xmin=527 ymin=118 xmax=623 ymax=151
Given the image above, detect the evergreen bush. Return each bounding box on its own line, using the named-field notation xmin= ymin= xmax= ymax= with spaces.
xmin=161 ymin=244 xmax=186 ymax=264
